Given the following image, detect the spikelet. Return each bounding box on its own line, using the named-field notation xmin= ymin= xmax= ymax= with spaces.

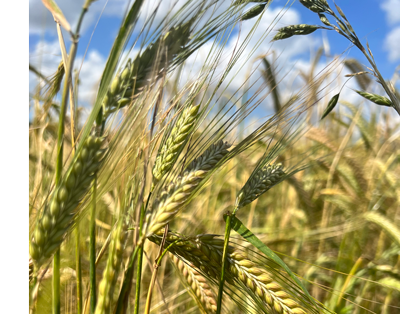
xmin=152 ymin=104 xmax=200 ymax=183
xmin=95 ymin=219 xmax=126 ymax=314
xmin=355 ymin=90 xmax=392 ymax=107
xmin=149 ymin=231 xmax=310 ymax=314
xmin=299 ymin=0 xmax=327 ymax=13
xmin=171 ymin=254 xmax=217 ymax=313
xmin=144 ymin=141 xmax=231 ymax=238
xmin=240 ymin=4 xmax=267 ymax=21
xmin=273 ymin=24 xmax=320 ymax=41
xmin=236 ymin=163 xmax=285 ymax=209
xmin=101 ymin=22 xmax=192 ymax=122
xmin=30 ymin=136 xmax=107 ymax=266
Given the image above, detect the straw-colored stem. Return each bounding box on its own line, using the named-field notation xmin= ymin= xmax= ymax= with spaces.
xmin=143 ymin=229 xmax=172 ymax=314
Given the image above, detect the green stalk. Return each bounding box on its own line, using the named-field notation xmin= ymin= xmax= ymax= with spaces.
xmin=216 ymin=211 xmax=235 ymax=314
xmin=134 ymin=194 xmax=150 ymax=314
xmin=335 ymin=256 xmax=364 ymax=309
xmin=114 ymin=245 xmax=140 ymax=314
xmin=52 ymin=251 xmax=61 ymax=314
xmin=115 ymin=191 xmax=152 ymax=314
xmin=75 ymin=228 xmax=83 ymax=314
xmin=51 ymin=5 xmax=89 ymax=313
xmin=89 ymin=177 xmax=97 ymax=313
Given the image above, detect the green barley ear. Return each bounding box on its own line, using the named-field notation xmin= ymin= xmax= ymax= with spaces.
xmin=95 ymin=219 xmax=126 ymax=314
xmin=273 ymin=24 xmax=321 ymax=41
xmin=152 ymin=104 xmax=201 ymax=184
xmin=100 ymin=21 xmax=193 ymax=123
xmin=233 ymin=0 xmax=268 ymax=5
xmin=236 ymin=163 xmax=286 ymax=209
xmin=144 ymin=140 xmax=231 ymax=238
xmin=240 ymin=3 xmax=267 ymax=21
xmin=299 ymin=0 xmax=329 ymax=13
xmin=29 ymin=135 xmax=107 ymax=267
xmin=355 ymin=90 xmax=392 ymax=107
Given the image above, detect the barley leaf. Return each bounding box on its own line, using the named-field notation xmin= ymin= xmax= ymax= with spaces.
xmin=41 ymin=0 xmax=71 ymax=33
xmin=321 ymin=93 xmax=340 ymax=120
xmin=227 ymin=215 xmax=318 ymax=308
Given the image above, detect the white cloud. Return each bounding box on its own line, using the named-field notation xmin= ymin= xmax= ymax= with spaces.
xmin=29 ymin=0 xmax=130 ymax=35
xmin=384 ymin=26 xmax=400 ymax=61
xmin=381 ymin=0 xmax=400 ymax=25
xmin=29 ymin=40 xmax=106 ymax=105
xmin=173 ymin=5 xmax=321 ymax=113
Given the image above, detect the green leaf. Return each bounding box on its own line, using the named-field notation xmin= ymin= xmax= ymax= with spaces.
xmin=321 ymin=93 xmax=340 ymax=120
xmin=226 ymin=215 xmax=318 ymax=307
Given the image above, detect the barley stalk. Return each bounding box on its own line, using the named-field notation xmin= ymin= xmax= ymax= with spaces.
xmin=236 ymin=163 xmax=286 ymax=209
xmin=144 ymin=140 xmax=231 ymax=238
xmin=101 ymin=22 xmax=192 ymax=122
xmin=95 ymin=219 xmax=126 ymax=314
xmin=171 ymin=253 xmax=217 ymax=314
xmin=152 ymin=104 xmax=200 ymax=183
xmin=30 ymin=135 xmax=107 ymax=267
xmin=149 ymin=231 xmax=309 ymax=314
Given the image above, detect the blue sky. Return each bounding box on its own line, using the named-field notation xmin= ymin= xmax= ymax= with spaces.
xmin=29 ymin=0 xmax=400 ymax=109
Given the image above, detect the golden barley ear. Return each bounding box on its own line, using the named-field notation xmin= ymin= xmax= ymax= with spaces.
xmin=149 ymin=231 xmax=314 ymax=314
xmin=171 ymin=254 xmax=217 ymax=314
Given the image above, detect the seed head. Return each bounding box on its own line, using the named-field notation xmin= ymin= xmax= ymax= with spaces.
xmin=30 ymin=136 xmax=107 ymax=266
xmin=237 ymin=163 xmax=285 ymax=208
xmin=152 ymin=104 xmax=201 ymax=183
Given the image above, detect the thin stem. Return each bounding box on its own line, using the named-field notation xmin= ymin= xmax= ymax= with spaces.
xmin=89 ymin=177 xmax=97 ymax=313
xmin=336 ymin=256 xmax=364 ymax=308
xmin=52 ymin=251 xmax=61 ymax=314
xmin=134 ymin=201 xmax=148 ymax=314
xmin=75 ymin=228 xmax=83 ymax=314
xmin=52 ymin=6 xmax=88 ymax=313
xmin=114 ymin=245 xmax=140 ymax=314
xmin=216 ymin=211 xmax=234 ymax=314
xmin=144 ymin=226 xmax=169 ymax=314
xmin=115 ymin=191 xmax=152 ymax=314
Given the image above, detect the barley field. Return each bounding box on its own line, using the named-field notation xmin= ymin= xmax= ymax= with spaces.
xmin=28 ymin=1 xmax=400 ymax=313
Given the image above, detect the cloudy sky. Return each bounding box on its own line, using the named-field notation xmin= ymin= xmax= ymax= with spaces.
xmin=29 ymin=0 xmax=400 ymax=113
